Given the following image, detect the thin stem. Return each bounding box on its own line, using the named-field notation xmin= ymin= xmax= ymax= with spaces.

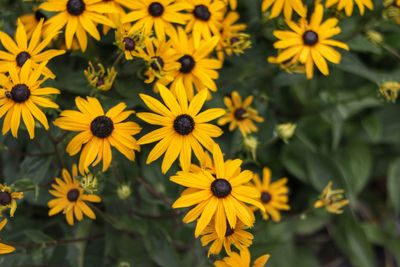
xmin=136 ymin=176 xmax=172 ymax=207
xmin=13 ymin=234 xmax=103 ymax=250
xmin=112 ymin=52 xmax=124 ymax=68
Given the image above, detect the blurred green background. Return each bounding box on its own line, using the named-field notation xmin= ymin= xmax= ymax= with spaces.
xmin=0 ymin=0 xmax=400 ymax=266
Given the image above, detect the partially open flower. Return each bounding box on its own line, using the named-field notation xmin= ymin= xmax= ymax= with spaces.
xmin=314 ymin=181 xmax=349 ymax=214
xmin=275 ymin=123 xmax=297 ymax=143
xmin=84 ymin=62 xmax=117 ymax=91
xmin=379 ymin=81 xmax=400 ymax=102
xmin=0 ymin=184 xmax=23 ymax=217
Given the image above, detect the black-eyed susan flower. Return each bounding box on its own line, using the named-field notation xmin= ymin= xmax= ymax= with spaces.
xmin=218 ymin=91 xmax=264 ymax=137
xmin=137 ymin=84 xmax=225 ymax=173
xmin=314 ymin=181 xmax=349 ymax=214
xmin=171 ymin=144 xmax=265 ymax=238
xmin=0 ymin=61 xmax=60 ymax=139
xmin=0 ymin=219 xmax=15 ymax=255
xmin=48 ymin=164 xmax=102 ymax=225
xmin=54 ymin=97 xmax=141 ymax=174
xmin=122 ymin=0 xmax=189 ymax=40
xmin=0 ymin=19 xmax=65 ymax=78
xmin=19 ymin=9 xmax=48 ymax=38
xmin=160 ymin=28 xmax=221 ymax=100
xmin=251 ymin=167 xmax=290 ymax=222
xmin=200 ymin=219 xmax=253 ymax=256
xmin=39 ymin=0 xmax=117 ymax=52
xmin=0 ymin=184 xmax=23 ymax=218
xmin=261 ymin=0 xmax=306 ymax=20
xmin=214 ymin=248 xmax=270 ymax=267
xmin=84 ymin=62 xmax=117 ymax=91
xmin=115 ymin=23 xmax=147 ymax=60
xmin=217 ymin=12 xmax=251 ymax=62
xmin=326 ymin=0 xmax=373 ymax=16
xmin=270 ymin=4 xmax=349 ymax=79
xmin=185 ymin=0 xmax=225 ymax=47
xmin=139 ymin=39 xmax=180 ymax=86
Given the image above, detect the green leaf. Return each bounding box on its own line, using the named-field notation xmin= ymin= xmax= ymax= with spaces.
xmin=387 ymin=158 xmax=400 ymax=215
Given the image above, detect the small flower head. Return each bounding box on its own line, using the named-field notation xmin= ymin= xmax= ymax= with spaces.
xmin=0 ymin=184 xmax=23 ymax=218
xmin=117 ymin=184 xmax=132 ymax=200
xmin=115 ymin=24 xmax=147 ymax=60
xmin=243 ymin=136 xmax=259 ymax=160
xmin=84 ymin=62 xmax=117 ymax=91
xmin=275 ymin=123 xmax=297 ymax=143
xmin=78 ymin=173 xmax=98 ymax=194
xmin=379 ymin=81 xmax=400 ymax=102
xmin=214 ymin=248 xmax=270 ymax=267
xmin=314 ymin=181 xmax=349 ymax=214
xmin=383 ymin=0 xmax=400 ymax=25
xmin=366 ymin=30 xmax=384 ymax=46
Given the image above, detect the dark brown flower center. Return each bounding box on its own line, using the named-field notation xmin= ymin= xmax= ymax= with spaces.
xmin=261 ymin=191 xmax=272 ymax=204
xmin=225 ymin=225 xmax=235 ymax=237
xmin=67 ymin=189 xmax=80 ymax=202
xmin=173 ymin=114 xmax=195 ymax=135
xmin=96 ymin=76 xmax=105 ymax=87
xmin=16 ymin=51 xmax=31 ymax=67
xmin=178 ymin=55 xmax=195 ymax=74
xmin=194 ymin=5 xmax=211 ymax=21
xmin=234 ymin=108 xmax=246 ymax=121
xmin=0 ymin=192 xmax=11 ymax=206
xmin=148 ymin=2 xmax=164 ymax=17
xmin=211 ymin=179 xmax=232 ymax=198
xmin=303 ymin=30 xmax=319 ymax=46
xmin=90 ymin=115 xmax=114 ymax=138
xmin=150 ymin=56 xmax=164 ymax=71
xmin=67 ymin=0 xmax=86 ymax=16
xmin=34 ymin=10 xmax=47 ymax=22
xmin=123 ymin=37 xmax=135 ymax=51
xmin=230 ymin=37 xmax=239 ymax=44
xmin=10 ymin=84 xmax=30 ymax=103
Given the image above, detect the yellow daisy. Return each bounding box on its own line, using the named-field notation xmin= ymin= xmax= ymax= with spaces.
xmin=159 ymin=28 xmax=222 ymax=100
xmin=139 ymin=38 xmax=180 ymax=86
xmin=171 ymin=144 xmax=265 ymax=238
xmin=115 ymin=22 xmax=147 ymax=60
xmin=270 ymin=4 xmax=349 ymax=79
xmin=314 ymin=181 xmax=349 ymax=214
xmin=122 ymin=0 xmax=189 ymax=40
xmin=0 ymin=184 xmax=23 ymax=217
xmin=261 ymin=0 xmax=306 ymax=19
xmin=214 ymin=248 xmax=270 ymax=267
xmin=217 ymin=11 xmax=250 ymax=62
xmin=185 ymin=0 xmax=226 ymax=48
xmin=0 ymin=219 xmax=15 ymax=255
xmin=137 ymin=84 xmax=225 ymax=173
xmin=19 ymin=9 xmax=48 ymax=38
xmin=54 ymin=97 xmax=141 ymax=174
xmin=252 ymin=167 xmax=290 ymax=222
xmin=326 ymin=0 xmax=373 ymax=16
xmin=39 ymin=0 xmax=117 ymax=52
xmin=0 ymin=61 xmax=60 ymax=139
xmin=0 ymin=19 xmax=65 ymax=78
xmin=218 ymin=91 xmax=264 ymax=137
xmin=200 ymin=219 xmax=253 ymax=256
xmin=48 ymin=164 xmax=102 ymax=225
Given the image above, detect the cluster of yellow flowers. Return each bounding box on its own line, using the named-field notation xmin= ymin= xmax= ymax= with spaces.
xmin=0 ymin=0 xmax=353 ymax=263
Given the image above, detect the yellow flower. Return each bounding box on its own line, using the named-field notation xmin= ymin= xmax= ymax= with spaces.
xmin=261 ymin=0 xmax=306 ymax=20
xmin=115 ymin=23 xmax=147 ymax=60
xmin=190 ymin=149 xmax=214 ymax=174
xmin=217 ymin=11 xmax=251 ymax=62
xmin=218 ymin=91 xmax=264 ymax=137
xmin=101 ymin=0 xmax=132 ymax=35
xmin=251 ymin=167 xmax=290 ymax=222
xmin=39 ymin=0 xmax=117 ymax=52
xmin=0 ymin=184 xmax=23 ymax=217
xmin=0 ymin=19 xmax=65 ymax=78
xmin=214 ymin=248 xmax=270 ymax=267
xmin=0 ymin=218 xmax=15 ymax=255
xmin=326 ymin=0 xmax=373 ymax=16
xmin=54 ymin=97 xmax=141 ymax=174
xmin=159 ymin=28 xmax=222 ymax=100
xmin=200 ymin=219 xmax=253 ymax=257
xmin=270 ymin=4 xmax=349 ymax=79
xmin=314 ymin=181 xmax=349 ymax=214
xmin=0 ymin=61 xmax=60 ymax=139
xmin=171 ymin=144 xmax=265 ymax=238
xmin=275 ymin=123 xmax=296 ymax=142
xmin=379 ymin=81 xmax=400 ymax=103
xmin=185 ymin=0 xmax=226 ymax=48
xmin=139 ymin=39 xmax=180 ymax=86
xmin=137 ymin=84 xmax=225 ymax=173
xmin=48 ymin=164 xmax=102 ymax=225
xmin=84 ymin=62 xmax=117 ymax=91
xmin=19 ymin=9 xmax=48 ymax=38
xmin=122 ymin=0 xmax=189 ymax=40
